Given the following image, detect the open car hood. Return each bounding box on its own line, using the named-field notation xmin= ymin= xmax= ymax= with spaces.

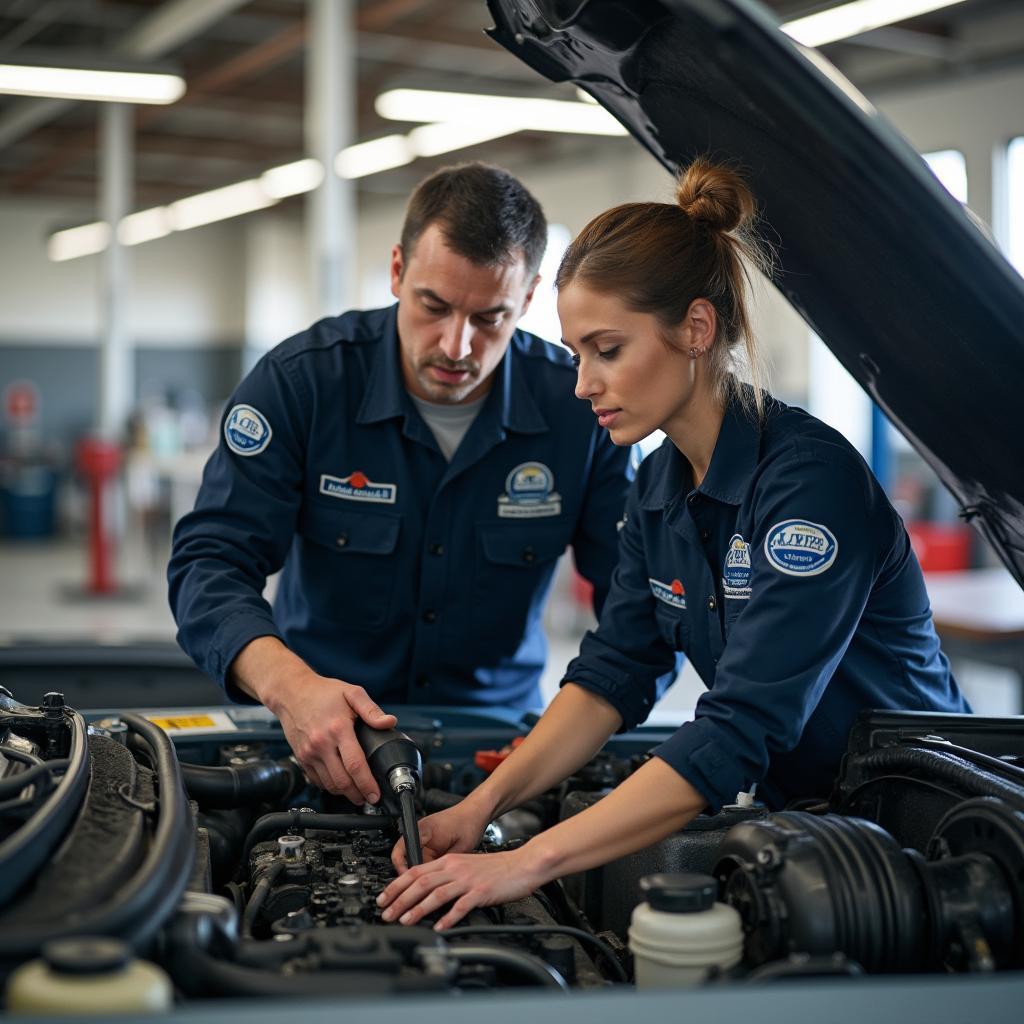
xmin=486 ymin=0 xmax=1024 ymax=588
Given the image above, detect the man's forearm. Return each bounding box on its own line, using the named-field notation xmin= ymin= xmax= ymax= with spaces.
xmin=230 ymin=636 xmax=312 ymax=711
xmin=462 ymin=683 xmax=623 ymax=823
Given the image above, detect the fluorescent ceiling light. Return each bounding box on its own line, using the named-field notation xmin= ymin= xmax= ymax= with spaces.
xmin=48 ymin=221 xmax=111 ymax=262
xmin=0 ymin=63 xmax=184 ymax=104
xmin=169 ymin=179 xmax=276 ymax=231
xmin=782 ymin=0 xmax=969 ymax=48
xmin=375 ymin=89 xmax=627 ymax=137
xmin=262 ymin=158 xmax=324 ymax=199
xmin=407 ymin=121 xmax=521 ymax=158
xmin=335 ymin=135 xmax=413 ymax=179
xmin=118 ymin=207 xmax=172 ymax=246
xmin=49 ymin=105 xmax=537 ymax=261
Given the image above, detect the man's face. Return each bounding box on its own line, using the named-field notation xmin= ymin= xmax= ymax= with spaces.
xmin=391 ymin=222 xmax=539 ymax=404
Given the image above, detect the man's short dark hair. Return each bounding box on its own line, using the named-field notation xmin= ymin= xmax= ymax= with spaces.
xmin=400 ymin=162 xmax=547 ymax=277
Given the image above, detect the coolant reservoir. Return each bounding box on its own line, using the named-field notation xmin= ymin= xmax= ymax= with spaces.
xmin=5 ymin=937 xmax=173 ymax=1014
xmin=629 ymin=872 xmax=743 ymax=988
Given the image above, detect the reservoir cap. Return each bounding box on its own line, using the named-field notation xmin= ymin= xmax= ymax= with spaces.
xmin=640 ymin=873 xmax=717 ymax=914
xmin=42 ymin=938 xmax=130 ymax=975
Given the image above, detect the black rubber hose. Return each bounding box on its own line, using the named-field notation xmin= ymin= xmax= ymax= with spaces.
xmin=424 ymin=788 xmax=463 ymax=813
xmin=0 ymin=713 xmax=194 ymax=960
xmin=181 ymin=759 xmax=302 ymax=808
xmin=169 ymin=945 xmax=400 ymax=997
xmin=440 ymin=925 xmax=628 ymax=984
xmin=447 ymin=944 xmax=569 ymax=990
xmin=905 ymin=737 xmax=1024 ymax=786
xmin=241 ymin=859 xmax=285 ymax=938
xmin=242 ymin=809 xmax=396 ymax=865
xmin=399 ymin=789 xmax=423 ymax=867
xmin=0 ymin=707 xmax=90 ymax=911
xmin=0 ymin=757 xmax=69 ymax=799
xmin=0 ymin=744 xmax=44 ymax=767
xmin=847 ymin=748 xmax=1024 ymax=812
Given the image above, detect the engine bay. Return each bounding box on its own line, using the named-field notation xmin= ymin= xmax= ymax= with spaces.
xmin=1 ymin=686 xmax=1023 ymax=1014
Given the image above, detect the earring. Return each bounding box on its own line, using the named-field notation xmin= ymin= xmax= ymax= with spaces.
xmin=688 ymin=346 xmax=701 ymax=359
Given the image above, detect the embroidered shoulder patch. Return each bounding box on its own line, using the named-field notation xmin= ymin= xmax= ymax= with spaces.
xmin=764 ymin=519 xmax=838 ymax=577
xmin=224 ymin=404 xmax=272 ymax=456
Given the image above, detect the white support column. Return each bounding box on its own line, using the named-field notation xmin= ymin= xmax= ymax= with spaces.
xmin=305 ymin=0 xmax=356 ymax=318
xmin=98 ymin=102 xmax=134 ymax=439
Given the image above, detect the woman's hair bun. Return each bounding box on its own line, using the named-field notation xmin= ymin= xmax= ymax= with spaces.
xmin=675 ymin=157 xmax=755 ymax=234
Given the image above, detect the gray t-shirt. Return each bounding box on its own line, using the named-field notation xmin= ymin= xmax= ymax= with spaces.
xmin=409 ymin=392 xmax=488 ymax=462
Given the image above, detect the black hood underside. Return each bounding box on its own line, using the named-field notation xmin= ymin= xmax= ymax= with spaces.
xmin=486 ymin=0 xmax=1024 ymax=587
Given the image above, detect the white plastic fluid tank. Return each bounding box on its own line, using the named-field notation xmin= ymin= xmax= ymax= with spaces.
xmin=629 ymin=872 xmax=744 ymax=988
xmin=5 ymin=937 xmax=173 ymax=1015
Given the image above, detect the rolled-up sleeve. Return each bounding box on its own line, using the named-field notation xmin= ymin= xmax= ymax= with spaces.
xmin=562 ymin=482 xmax=678 ymax=730
xmin=167 ymin=352 xmax=310 ymax=698
xmin=653 ymin=448 xmax=881 ymax=812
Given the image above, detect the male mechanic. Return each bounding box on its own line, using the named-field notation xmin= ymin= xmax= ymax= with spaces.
xmin=169 ymin=163 xmax=645 ymax=808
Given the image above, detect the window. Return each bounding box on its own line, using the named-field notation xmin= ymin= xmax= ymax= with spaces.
xmin=1008 ymin=137 xmax=1024 ymax=275
xmin=517 ymin=223 xmax=572 ymax=343
xmin=922 ymin=149 xmax=967 ymax=204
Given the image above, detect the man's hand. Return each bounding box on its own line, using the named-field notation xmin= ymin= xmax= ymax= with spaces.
xmin=391 ymin=800 xmax=491 ymax=872
xmin=271 ymin=673 xmax=397 ymax=804
xmin=230 ymin=637 xmax=396 ymax=805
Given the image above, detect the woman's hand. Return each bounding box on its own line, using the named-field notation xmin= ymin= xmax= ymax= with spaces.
xmin=391 ymin=802 xmax=490 ymax=872
xmin=377 ymin=846 xmax=547 ymax=930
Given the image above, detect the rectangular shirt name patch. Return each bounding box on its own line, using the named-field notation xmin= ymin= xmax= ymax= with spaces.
xmin=320 ymin=473 xmax=397 ymax=504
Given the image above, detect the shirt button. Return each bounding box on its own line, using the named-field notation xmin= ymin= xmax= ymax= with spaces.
xmin=415 ymin=674 xmax=429 ymax=689
xmin=700 ymin=528 xmax=711 ymax=543
xmin=422 ymin=609 xmax=437 ymax=624
xmin=707 ymin=596 xmax=717 ymax=610
xmin=335 ymin=532 xmax=348 ymax=548
xmin=428 ymin=542 xmax=445 ymax=556
xmin=521 ymin=546 xmax=536 ymax=564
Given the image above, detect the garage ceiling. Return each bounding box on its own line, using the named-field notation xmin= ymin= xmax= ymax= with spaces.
xmin=0 ymin=0 xmax=1022 ymax=211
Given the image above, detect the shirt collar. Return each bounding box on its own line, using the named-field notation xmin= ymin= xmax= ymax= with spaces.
xmin=357 ymin=305 xmax=548 ymax=435
xmin=640 ymin=388 xmax=762 ymax=510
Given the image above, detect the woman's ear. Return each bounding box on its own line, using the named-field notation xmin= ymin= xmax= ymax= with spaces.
xmin=685 ymin=298 xmax=717 ymax=351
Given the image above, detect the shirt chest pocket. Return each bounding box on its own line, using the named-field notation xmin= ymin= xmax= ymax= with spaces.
xmin=298 ymin=503 xmax=401 ymax=629
xmin=472 ymin=524 xmax=567 ymax=661
xmin=654 ymin=603 xmax=690 ymax=651
xmin=722 ymin=597 xmax=747 ymax=640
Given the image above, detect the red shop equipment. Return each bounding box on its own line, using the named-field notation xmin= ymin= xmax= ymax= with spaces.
xmin=75 ymin=437 xmax=122 ymax=595
xmin=906 ymin=521 xmax=972 ymax=573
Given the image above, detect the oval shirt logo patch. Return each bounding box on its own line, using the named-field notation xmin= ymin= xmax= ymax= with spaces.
xmin=764 ymin=519 xmax=838 ymax=577
xmin=224 ymin=404 xmax=272 ymax=456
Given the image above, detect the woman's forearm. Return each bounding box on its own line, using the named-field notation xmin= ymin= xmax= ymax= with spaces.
xmin=461 ymin=682 xmax=623 ymax=823
xmin=522 ymin=755 xmax=708 ymax=882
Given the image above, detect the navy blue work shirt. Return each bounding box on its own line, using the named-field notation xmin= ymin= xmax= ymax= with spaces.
xmin=564 ymin=390 xmax=970 ymax=812
xmin=168 ymin=305 xmax=637 ymax=709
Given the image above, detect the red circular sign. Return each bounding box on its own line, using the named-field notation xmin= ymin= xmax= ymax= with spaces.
xmin=4 ymin=380 xmax=39 ymax=426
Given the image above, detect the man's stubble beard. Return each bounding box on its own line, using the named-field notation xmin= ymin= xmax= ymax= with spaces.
xmin=417 ymin=358 xmax=481 ymax=405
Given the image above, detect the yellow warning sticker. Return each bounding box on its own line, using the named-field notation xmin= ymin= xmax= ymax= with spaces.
xmin=143 ymin=710 xmax=238 ymax=734
xmin=147 ymin=715 xmax=218 ymax=730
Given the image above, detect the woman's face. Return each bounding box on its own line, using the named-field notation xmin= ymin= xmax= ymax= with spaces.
xmin=558 ymin=281 xmax=704 ymax=447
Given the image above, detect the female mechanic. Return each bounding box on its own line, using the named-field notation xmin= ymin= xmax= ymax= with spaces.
xmin=376 ymin=158 xmax=970 ymax=930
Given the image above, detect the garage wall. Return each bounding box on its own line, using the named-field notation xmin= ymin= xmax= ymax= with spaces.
xmin=0 ymin=198 xmax=246 ymax=444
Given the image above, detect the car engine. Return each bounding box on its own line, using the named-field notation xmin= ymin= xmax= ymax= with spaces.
xmin=1 ymin=685 xmax=1022 ymax=1013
